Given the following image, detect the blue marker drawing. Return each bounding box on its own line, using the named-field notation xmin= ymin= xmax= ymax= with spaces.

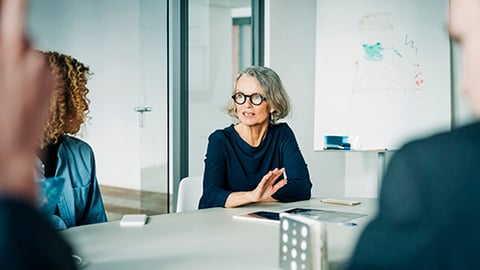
xmin=362 ymin=42 xmax=384 ymax=61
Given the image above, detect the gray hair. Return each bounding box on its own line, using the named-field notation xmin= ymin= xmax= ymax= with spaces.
xmin=226 ymin=66 xmax=290 ymax=123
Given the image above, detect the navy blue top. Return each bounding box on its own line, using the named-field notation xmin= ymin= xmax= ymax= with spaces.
xmin=199 ymin=123 xmax=312 ymax=209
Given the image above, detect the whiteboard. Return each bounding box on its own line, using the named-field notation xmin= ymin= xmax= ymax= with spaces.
xmin=313 ymin=0 xmax=451 ymax=150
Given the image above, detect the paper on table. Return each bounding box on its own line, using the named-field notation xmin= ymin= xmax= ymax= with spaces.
xmin=284 ymin=208 xmax=367 ymax=223
xmin=120 ymin=214 xmax=147 ymax=227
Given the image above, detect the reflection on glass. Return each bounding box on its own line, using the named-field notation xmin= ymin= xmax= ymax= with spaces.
xmin=188 ymin=0 xmax=252 ymax=179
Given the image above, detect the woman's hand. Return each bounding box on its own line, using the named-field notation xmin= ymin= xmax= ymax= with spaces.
xmin=224 ymin=168 xmax=287 ymax=208
xmin=248 ymin=168 xmax=287 ymax=203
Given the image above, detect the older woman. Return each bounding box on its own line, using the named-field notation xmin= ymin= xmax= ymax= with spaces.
xmin=38 ymin=51 xmax=107 ymax=229
xmin=199 ymin=66 xmax=312 ymax=209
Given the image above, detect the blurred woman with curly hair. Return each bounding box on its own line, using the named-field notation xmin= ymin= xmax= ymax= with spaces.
xmin=38 ymin=51 xmax=107 ymax=230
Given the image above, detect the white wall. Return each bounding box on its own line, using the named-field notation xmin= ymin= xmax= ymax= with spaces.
xmin=267 ymin=0 xmax=348 ymax=198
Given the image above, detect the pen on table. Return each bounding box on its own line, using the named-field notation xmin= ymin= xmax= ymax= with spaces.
xmin=337 ymin=222 xmax=357 ymax=227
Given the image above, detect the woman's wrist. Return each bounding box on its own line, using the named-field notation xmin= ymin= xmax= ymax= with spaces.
xmin=225 ymin=191 xmax=256 ymax=208
xmin=245 ymin=191 xmax=257 ymax=204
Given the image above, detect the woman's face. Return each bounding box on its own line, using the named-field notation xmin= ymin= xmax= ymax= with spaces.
xmin=234 ymin=74 xmax=273 ymax=128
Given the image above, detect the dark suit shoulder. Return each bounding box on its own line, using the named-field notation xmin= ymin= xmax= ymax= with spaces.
xmin=0 ymin=197 xmax=76 ymax=269
xmin=398 ymin=121 xmax=480 ymax=158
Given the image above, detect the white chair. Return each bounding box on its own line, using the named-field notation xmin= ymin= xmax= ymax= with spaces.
xmin=176 ymin=176 xmax=203 ymax=212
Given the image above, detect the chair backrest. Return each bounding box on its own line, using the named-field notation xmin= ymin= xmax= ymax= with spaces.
xmin=176 ymin=176 xmax=203 ymax=212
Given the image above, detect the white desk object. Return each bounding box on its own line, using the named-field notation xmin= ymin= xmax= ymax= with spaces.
xmin=63 ymin=198 xmax=377 ymax=270
xmin=120 ymin=214 xmax=147 ymax=227
xmin=279 ymin=212 xmax=328 ymax=270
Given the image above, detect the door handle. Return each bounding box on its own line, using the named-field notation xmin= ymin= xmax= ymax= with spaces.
xmin=134 ymin=106 xmax=152 ymax=113
xmin=134 ymin=106 xmax=152 ymax=127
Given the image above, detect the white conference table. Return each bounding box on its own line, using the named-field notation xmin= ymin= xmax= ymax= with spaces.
xmin=63 ymin=198 xmax=377 ymax=270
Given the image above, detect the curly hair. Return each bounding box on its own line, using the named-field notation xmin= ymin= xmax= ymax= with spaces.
xmin=40 ymin=51 xmax=92 ymax=148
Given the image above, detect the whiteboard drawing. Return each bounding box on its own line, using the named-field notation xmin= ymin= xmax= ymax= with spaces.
xmin=353 ymin=37 xmax=426 ymax=95
xmin=314 ymin=0 xmax=450 ymax=151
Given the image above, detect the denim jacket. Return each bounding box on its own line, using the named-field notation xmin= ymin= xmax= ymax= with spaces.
xmin=42 ymin=136 xmax=107 ymax=229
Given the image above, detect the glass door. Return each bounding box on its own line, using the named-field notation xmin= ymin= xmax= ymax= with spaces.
xmin=138 ymin=1 xmax=170 ymax=215
xmin=28 ymin=0 xmax=169 ymax=220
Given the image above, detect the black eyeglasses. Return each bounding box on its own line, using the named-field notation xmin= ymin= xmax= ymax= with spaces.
xmin=231 ymin=92 xmax=266 ymax=106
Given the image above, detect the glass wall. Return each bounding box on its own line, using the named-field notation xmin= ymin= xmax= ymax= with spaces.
xmin=27 ymin=0 xmax=255 ymax=217
xmin=188 ymin=0 xmax=252 ymax=178
xmin=28 ymin=0 xmax=169 ymax=219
